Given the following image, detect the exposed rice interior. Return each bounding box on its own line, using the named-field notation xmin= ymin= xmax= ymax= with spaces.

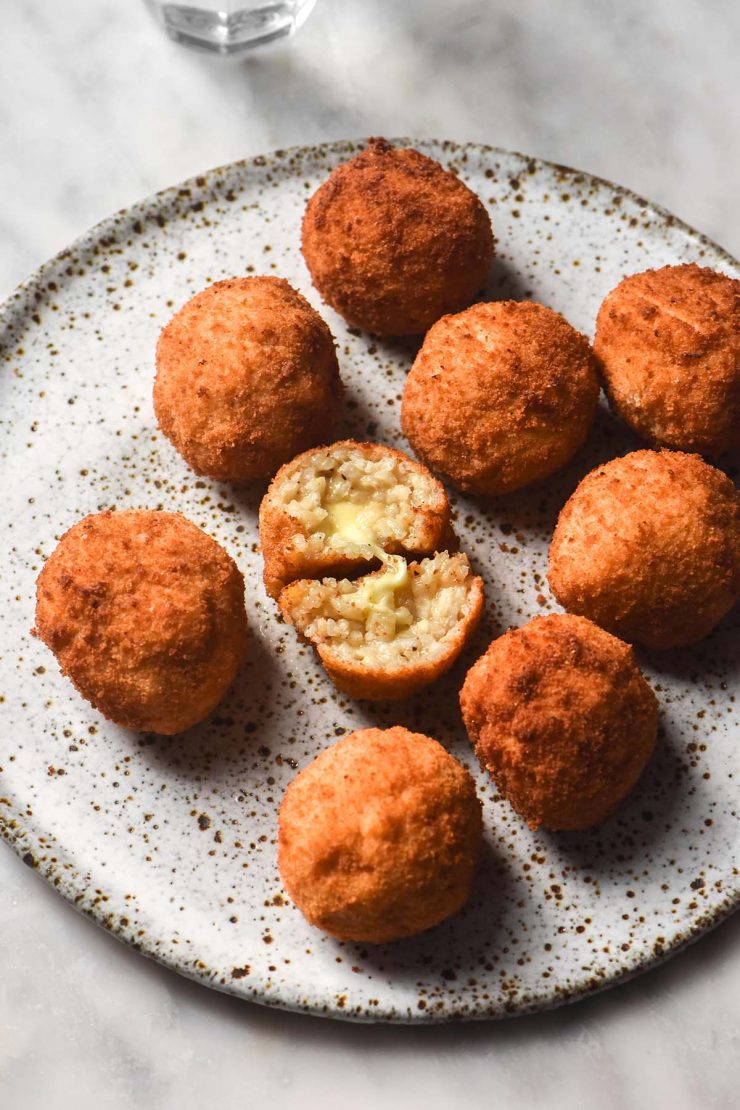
xmin=276 ymin=446 xmax=439 ymax=558
xmin=286 ymin=552 xmax=476 ymax=667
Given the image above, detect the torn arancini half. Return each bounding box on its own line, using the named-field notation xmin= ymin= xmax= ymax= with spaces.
xmin=259 ymin=440 xmax=455 ymax=599
xmin=279 ymin=551 xmax=483 ymax=701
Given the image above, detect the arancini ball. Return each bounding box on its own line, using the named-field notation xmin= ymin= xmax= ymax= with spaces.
xmin=460 ymin=614 xmax=658 ymax=831
xmin=301 ymin=137 xmax=494 ymax=336
xmin=278 ymin=726 xmax=482 ymax=943
xmin=595 ymin=264 xmax=740 ymax=455
xmin=548 ymin=450 xmax=740 ymax=649
xmin=401 ymin=300 xmax=599 ymax=495
xmin=34 ymin=510 xmax=248 ymax=734
xmin=154 ymin=276 xmax=342 ymax=483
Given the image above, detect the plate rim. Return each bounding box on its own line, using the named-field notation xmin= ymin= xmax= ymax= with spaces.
xmin=3 ymin=135 xmax=739 ymax=321
xmin=2 ymin=136 xmax=739 ymax=1024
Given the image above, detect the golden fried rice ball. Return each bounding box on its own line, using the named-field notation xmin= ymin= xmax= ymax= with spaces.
xmin=278 ymin=726 xmax=482 ymax=942
xmin=34 ymin=510 xmax=248 ymax=734
xmin=460 ymin=614 xmax=658 ymax=830
xmin=401 ymin=301 xmax=599 ymax=495
xmin=548 ymin=450 xmax=740 ymax=649
xmin=154 ymin=276 xmax=342 ymax=482
xmin=259 ymin=440 xmax=455 ymax=598
xmin=301 ymin=138 xmax=494 ymax=336
xmin=280 ymin=551 xmax=483 ymax=701
xmin=594 ymin=264 xmax=740 ymax=455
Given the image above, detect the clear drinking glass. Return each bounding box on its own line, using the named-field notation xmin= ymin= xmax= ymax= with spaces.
xmin=145 ymin=0 xmax=317 ymax=54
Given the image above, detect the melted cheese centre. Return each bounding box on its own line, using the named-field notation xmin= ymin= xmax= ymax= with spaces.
xmin=323 ymin=499 xmax=386 ymax=547
xmin=323 ymin=498 xmax=410 ymax=628
xmin=356 ymin=554 xmax=409 ymax=611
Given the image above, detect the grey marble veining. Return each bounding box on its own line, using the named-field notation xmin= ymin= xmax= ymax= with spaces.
xmin=1 ymin=1 xmax=738 ymax=1106
xmin=2 ymin=0 xmax=739 ymax=303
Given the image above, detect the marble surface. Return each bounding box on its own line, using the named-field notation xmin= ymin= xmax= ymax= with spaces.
xmin=1 ymin=0 xmax=738 ymax=1106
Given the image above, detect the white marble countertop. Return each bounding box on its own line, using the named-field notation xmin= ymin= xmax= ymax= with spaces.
xmin=1 ymin=1 xmax=738 ymax=1106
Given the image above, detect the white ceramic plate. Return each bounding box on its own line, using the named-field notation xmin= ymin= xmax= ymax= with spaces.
xmin=1 ymin=139 xmax=738 ymax=1023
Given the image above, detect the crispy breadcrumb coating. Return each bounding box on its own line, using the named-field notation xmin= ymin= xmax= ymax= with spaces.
xmin=595 ymin=264 xmax=740 ymax=455
xmin=278 ymin=726 xmax=482 ymax=942
xmin=279 ymin=551 xmax=483 ymax=700
xmin=548 ymin=449 xmax=740 ymax=649
xmin=401 ymin=300 xmax=599 ymax=495
xmin=460 ymin=614 xmax=658 ymax=830
xmin=34 ymin=510 xmax=248 ymax=734
xmin=259 ymin=440 xmax=454 ymax=598
xmin=301 ymin=138 xmax=494 ymax=335
xmin=154 ymin=276 xmax=341 ymax=482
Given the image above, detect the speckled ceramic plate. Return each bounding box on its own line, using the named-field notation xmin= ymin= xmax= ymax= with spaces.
xmin=1 ymin=139 xmax=738 ymax=1023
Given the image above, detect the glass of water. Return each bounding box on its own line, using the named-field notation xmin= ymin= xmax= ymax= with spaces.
xmin=145 ymin=0 xmax=317 ymax=54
